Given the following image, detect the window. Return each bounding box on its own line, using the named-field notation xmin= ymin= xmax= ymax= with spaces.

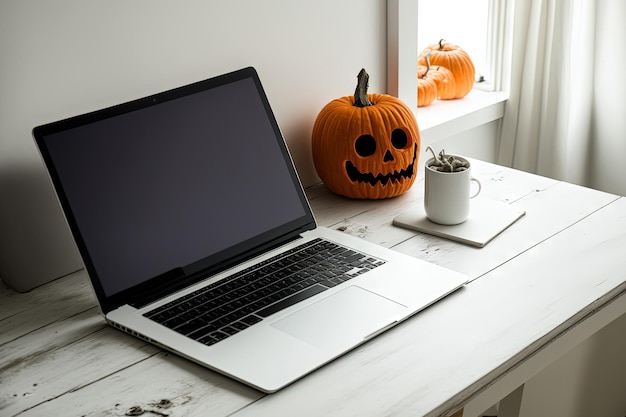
xmin=418 ymin=0 xmax=490 ymax=88
xmin=387 ymin=0 xmax=512 ymax=143
xmin=387 ymin=0 xmax=512 ymax=108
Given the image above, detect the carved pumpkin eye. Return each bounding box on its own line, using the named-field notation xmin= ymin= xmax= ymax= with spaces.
xmin=355 ymin=134 xmax=376 ymax=157
xmin=391 ymin=129 xmax=409 ymax=150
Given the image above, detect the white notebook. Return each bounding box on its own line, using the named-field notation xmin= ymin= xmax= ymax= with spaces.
xmin=393 ymin=197 xmax=526 ymax=247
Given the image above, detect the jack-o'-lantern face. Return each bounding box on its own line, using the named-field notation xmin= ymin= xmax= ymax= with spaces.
xmin=347 ymin=127 xmax=418 ymax=190
xmin=312 ymin=72 xmax=420 ymax=199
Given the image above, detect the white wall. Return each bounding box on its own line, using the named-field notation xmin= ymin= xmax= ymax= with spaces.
xmin=0 ymin=0 xmax=389 ymax=289
xmin=0 ymin=1 xmax=500 ymax=286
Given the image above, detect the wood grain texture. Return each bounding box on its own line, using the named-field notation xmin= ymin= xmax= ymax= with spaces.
xmin=0 ymin=270 xmax=96 ymax=344
xmin=15 ymin=352 xmax=263 ymax=417
xmin=1 ymin=159 xmax=624 ymax=417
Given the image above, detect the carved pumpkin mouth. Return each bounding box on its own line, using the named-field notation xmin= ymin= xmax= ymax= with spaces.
xmin=345 ymin=144 xmax=417 ymax=186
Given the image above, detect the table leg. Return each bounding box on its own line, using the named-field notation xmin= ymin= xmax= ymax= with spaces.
xmin=498 ymin=384 xmax=524 ymax=417
xmin=457 ymin=383 xmax=524 ymax=417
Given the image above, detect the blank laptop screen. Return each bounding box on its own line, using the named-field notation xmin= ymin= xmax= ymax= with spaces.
xmin=37 ymin=73 xmax=310 ymax=298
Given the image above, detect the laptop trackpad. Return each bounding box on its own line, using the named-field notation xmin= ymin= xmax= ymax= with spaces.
xmin=271 ymin=286 xmax=408 ymax=348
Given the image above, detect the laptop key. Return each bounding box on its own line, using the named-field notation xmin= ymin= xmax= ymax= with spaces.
xmin=231 ymin=321 xmax=249 ymax=331
xmin=256 ymin=284 xmax=327 ymax=318
xmin=241 ymin=315 xmax=262 ymax=326
xmin=198 ymin=334 xmax=219 ymax=346
xmin=221 ymin=326 xmax=239 ymax=336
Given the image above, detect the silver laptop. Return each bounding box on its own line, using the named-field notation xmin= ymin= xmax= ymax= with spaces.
xmin=33 ymin=67 xmax=467 ymax=393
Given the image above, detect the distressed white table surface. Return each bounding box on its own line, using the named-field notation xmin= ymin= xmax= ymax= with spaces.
xmin=1 ymin=159 xmax=625 ymax=417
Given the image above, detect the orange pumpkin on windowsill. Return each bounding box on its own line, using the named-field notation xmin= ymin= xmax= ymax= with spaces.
xmin=418 ymin=39 xmax=475 ymax=99
xmin=418 ymin=53 xmax=456 ymax=101
xmin=417 ymin=61 xmax=437 ymax=107
xmin=312 ymin=69 xmax=420 ymax=199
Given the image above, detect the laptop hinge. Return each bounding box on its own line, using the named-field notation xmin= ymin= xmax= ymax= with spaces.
xmin=130 ymin=232 xmax=305 ymax=309
xmin=129 ymin=267 xmax=186 ymax=308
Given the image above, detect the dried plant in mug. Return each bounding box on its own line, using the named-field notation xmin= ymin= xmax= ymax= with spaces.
xmin=425 ymin=146 xmax=469 ymax=172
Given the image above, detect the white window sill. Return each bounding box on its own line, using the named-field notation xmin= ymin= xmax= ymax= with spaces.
xmin=414 ymin=89 xmax=509 ymax=147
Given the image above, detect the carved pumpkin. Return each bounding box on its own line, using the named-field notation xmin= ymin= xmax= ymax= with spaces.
xmin=419 ymin=39 xmax=475 ymax=99
xmin=312 ymin=69 xmax=420 ymax=199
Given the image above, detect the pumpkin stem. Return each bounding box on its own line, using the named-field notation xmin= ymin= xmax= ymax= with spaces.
xmin=354 ymin=68 xmax=373 ymax=107
xmin=423 ymin=52 xmax=432 ymax=78
xmin=438 ymin=39 xmax=446 ymax=50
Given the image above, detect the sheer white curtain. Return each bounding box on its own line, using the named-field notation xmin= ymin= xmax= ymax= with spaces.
xmin=497 ymin=0 xmax=626 ymax=196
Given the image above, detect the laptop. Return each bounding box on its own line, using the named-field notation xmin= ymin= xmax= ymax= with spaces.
xmin=33 ymin=67 xmax=467 ymax=393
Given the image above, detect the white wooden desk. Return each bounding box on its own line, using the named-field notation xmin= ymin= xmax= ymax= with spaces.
xmin=2 ymin=159 xmax=625 ymax=417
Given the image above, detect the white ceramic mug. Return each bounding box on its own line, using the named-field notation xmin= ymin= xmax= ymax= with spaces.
xmin=424 ymin=156 xmax=481 ymax=225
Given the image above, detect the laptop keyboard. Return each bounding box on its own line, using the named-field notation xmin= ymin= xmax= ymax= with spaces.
xmin=144 ymin=238 xmax=385 ymax=346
